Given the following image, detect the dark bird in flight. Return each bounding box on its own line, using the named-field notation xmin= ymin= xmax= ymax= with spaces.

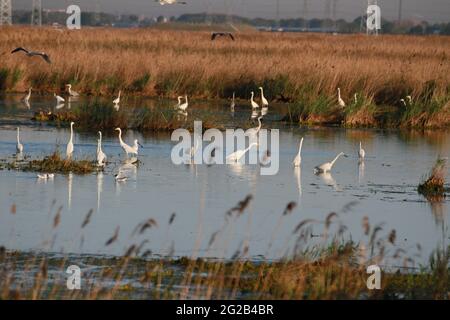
xmin=11 ymin=47 xmax=51 ymax=64
xmin=211 ymin=32 xmax=235 ymax=41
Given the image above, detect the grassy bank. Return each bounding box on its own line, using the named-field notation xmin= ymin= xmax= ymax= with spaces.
xmin=1 ymin=27 xmax=449 ymax=128
xmin=0 ymin=197 xmax=448 ymax=300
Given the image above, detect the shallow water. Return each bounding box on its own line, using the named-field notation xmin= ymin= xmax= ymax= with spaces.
xmin=0 ymin=94 xmax=449 ymax=265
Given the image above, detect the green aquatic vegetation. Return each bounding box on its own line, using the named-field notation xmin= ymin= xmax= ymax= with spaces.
xmin=18 ymin=151 xmax=97 ymax=175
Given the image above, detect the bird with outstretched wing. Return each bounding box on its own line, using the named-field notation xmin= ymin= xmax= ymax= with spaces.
xmin=11 ymin=47 xmax=51 ymax=64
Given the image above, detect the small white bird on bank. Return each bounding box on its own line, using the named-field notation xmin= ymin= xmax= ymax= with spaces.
xmin=113 ymin=90 xmax=121 ymax=105
xmin=66 ymin=84 xmax=79 ymax=97
xmin=178 ymin=95 xmax=189 ymax=111
xmin=293 ymin=137 xmax=304 ymax=167
xmin=226 ymin=143 xmax=258 ymax=163
xmin=250 ymin=91 xmax=260 ymax=109
xmin=114 ymin=171 xmax=128 ymax=182
xmin=314 ymin=152 xmax=345 ymax=174
xmin=97 ymin=131 xmax=107 ymax=167
xmin=156 ymin=0 xmax=187 ymax=5
xmin=66 ymin=122 xmax=75 ymax=159
xmin=54 ymin=93 xmax=65 ymax=104
xmin=358 ymin=141 xmax=366 ymax=160
xmin=115 ymin=128 xmax=143 ymax=157
xmin=259 ymin=87 xmax=269 ymax=108
xmin=16 ymin=127 xmax=24 ymax=154
xmin=337 ymin=88 xmax=346 ymax=108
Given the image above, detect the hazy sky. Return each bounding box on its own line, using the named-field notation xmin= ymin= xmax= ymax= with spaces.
xmin=13 ymin=0 xmax=450 ymax=23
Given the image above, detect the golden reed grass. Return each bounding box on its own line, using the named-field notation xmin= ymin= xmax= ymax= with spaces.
xmin=0 ymin=26 xmax=448 ymax=102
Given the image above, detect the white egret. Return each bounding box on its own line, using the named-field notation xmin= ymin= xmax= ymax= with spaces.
xmin=259 ymin=87 xmax=269 ymax=108
xmin=314 ymin=152 xmax=345 ymax=174
xmin=337 ymin=88 xmax=346 ymax=107
xmin=115 ymin=170 xmax=128 ymax=182
xmin=66 ymin=122 xmax=75 ymax=159
xmin=354 ymin=93 xmax=358 ymax=104
xmin=358 ymin=141 xmax=366 ymax=160
xmin=293 ymin=137 xmax=304 ymax=167
xmin=37 ymin=173 xmax=54 ymax=180
xmin=226 ymin=143 xmax=258 ymax=163
xmin=16 ymin=127 xmax=24 ymax=154
xmin=174 ymin=96 xmax=183 ymax=109
xmin=247 ymin=116 xmax=263 ymax=138
xmin=250 ymin=91 xmax=260 ymax=109
xmin=97 ymin=131 xmax=107 ymax=167
xmin=179 ymin=95 xmax=188 ymax=111
xmin=230 ymin=92 xmax=236 ymax=111
xmin=113 ymin=90 xmax=121 ymax=105
xmin=22 ymin=87 xmax=32 ymax=103
xmin=66 ymin=84 xmax=79 ymax=97
xmin=115 ymin=128 xmax=143 ymax=157
xmin=400 ymin=99 xmax=407 ymax=107
xmin=54 ymin=93 xmax=65 ymax=104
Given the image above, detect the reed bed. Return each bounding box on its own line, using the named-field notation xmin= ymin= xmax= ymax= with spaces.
xmin=0 ymin=27 xmax=449 ymax=128
xmin=418 ymin=157 xmax=448 ymax=199
xmin=0 ymin=198 xmax=448 ymax=300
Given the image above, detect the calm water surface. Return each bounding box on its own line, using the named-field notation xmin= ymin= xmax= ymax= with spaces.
xmin=0 ymin=94 xmax=448 ymax=265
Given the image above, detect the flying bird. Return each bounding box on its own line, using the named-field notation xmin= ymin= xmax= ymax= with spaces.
xmin=11 ymin=47 xmax=51 ymax=64
xmin=156 ymin=0 xmax=187 ymax=5
xmin=211 ymin=32 xmax=235 ymax=41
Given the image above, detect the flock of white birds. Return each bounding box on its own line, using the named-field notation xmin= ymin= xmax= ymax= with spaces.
xmin=14 ymin=83 xmax=367 ymax=183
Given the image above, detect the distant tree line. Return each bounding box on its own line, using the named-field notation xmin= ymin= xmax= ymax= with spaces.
xmin=11 ymin=10 xmax=450 ymax=35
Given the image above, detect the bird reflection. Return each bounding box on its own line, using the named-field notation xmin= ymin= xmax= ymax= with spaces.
xmin=55 ymin=103 xmax=64 ymax=110
xmin=177 ymin=110 xmax=188 ymax=120
xmin=261 ymin=106 xmax=268 ymax=116
xmin=68 ymin=172 xmax=73 ymax=210
xmin=294 ymin=166 xmax=302 ymax=197
xmin=358 ymin=160 xmax=365 ymax=184
xmin=251 ymin=109 xmax=259 ymax=119
xmin=97 ymin=172 xmax=103 ymax=211
xmin=67 ymin=97 xmax=73 ymax=110
xmin=318 ymin=172 xmax=341 ymax=191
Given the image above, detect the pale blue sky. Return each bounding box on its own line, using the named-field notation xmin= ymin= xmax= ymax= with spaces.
xmin=12 ymin=0 xmax=450 ymax=23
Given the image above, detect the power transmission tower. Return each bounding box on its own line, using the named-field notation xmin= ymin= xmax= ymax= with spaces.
xmin=367 ymin=0 xmax=379 ymax=35
xmin=0 ymin=0 xmax=12 ymax=26
xmin=324 ymin=0 xmax=331 ymax=32
xmin=302 ymin=0 xmax=308 ymax=31
xmin=397 ymin=0 xmax=403 ymax=23
xmin=31 ymin=0 xmax=42 ymax=26
xmin=276 ymin=0 xmax=280 ymax=29
xmin=332 ymin=0 xmax=338 ymax=32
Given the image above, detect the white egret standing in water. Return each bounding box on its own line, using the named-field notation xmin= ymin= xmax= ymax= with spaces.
xmin=115 ymin=128 xmax=142 ymax=157
xmin=314 ymin=152 xmax=345 ymax=174
xmin=226 ymin=143 xmax=258 ymax=163
xmin=293 ymin=137 xmax=304 ymax=167
xmin=22 ymin=88 xmax=32 ymax=104
xmin=174 ymin=96 xmax=183 ymax=109
xmin=16 ymin=127 xmax=24 ymax=154
xmin=259 ymin=87 xmax=269 ymax=108
xmin=250 ymin=91 xmax=260 ymax=109
xmin=358 ymin=141 xmax=366 ymax=160
xmin=66 ymin=122 xmax=75 ymax=159
xmin=337 ymin=88 xmax=346 ymax=107
xmin=97 ymin=131 xmax=107 ymax=166
xmin=230 ymin=92 xmax=236 ymax=112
